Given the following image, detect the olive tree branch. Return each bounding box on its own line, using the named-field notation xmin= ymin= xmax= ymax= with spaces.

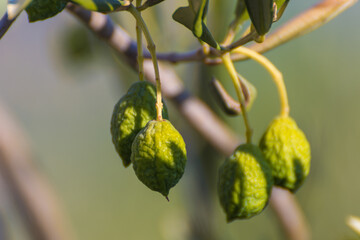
xmin=0 ymin=12 xmax=17 ymax=40
xmin=66 ymin=4 xmax=310 ymax=240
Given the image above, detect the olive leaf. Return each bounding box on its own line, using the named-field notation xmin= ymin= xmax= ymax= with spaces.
xmin=275 ymin=0 xmax=288 ymax=9
xmin=232 ymin=0 xmax=249 ymax=26
xmin=172 ymin=6 xmax=194 ymax=30
xmin=7 ymin=0 xmax=32 ymax=20
xmin=70 ymin=0 xmax=131 ymax=13
xmin=25 ymin=0 xmax=68 ymax=22
xmin=226 ymin=0 xmax=249 ymax=36
xmin=211 ymin=74 xmax=257 ymax=116
xmin=244 ymin=0 xmax=274 ymax=35
xmin=172 ymin=0 xmax=220 ymax=49
xmin=141 ymin=0 xmax=164 ymax=8
xmin=192 ymin=0 xmax=208 ymax=37
xmin=274 ymin=0 xmax=289 ymax=21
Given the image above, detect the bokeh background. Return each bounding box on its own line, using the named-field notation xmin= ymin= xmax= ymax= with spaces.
xmin=0 ymin=0 xmax=359 ymax=239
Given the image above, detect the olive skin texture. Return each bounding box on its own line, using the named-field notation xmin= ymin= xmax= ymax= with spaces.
xmin=111 ymin=81 xmax=168 ymax=167
xmin=218 ymin=144 xmax=273 ymax=221
xmin=131 ymin=120 xmax=187 ymax=198
xmin=259 ymin=116 xmax=311 ymax=192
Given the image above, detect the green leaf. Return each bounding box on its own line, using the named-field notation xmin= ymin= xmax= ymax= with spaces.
xmin=274 ymin=0 xmax=289 ymax=20
xmin=142 ymin=0 xmax=164 ymax=8
xmin=25 ymin=0 xmax=67 ymax=22
xmin=275 ymin=0 xmax=287 ymax=8
xmin=197 ymin=23 xmax=220 ymax=49
xmin=172 ymin=6 xmax=194 ymax=30
xmin=172 ymin=0 xmax=220 ymax=49
xmin=234 ymin=0 xmax=249 ymax=24
xmin=244 ymin=0 xmax=274 ymax=35
xmin=69 ymin=0 xmax=130 ymax=13
xmin=188 ymin=0 xmax=202 ymax=12
xmin=192 ymin=0 xmax=208 ymax=37
xmin=227 ymin=0 xmax=249 ymax=34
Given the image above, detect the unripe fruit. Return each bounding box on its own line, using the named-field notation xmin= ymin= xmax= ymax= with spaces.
xmin=110 ymin=81 xmax=168 ymax=167
xmin=259 ymin=116 xmax=311 ymax=192
xmin=218 ymin=144 xmax=273 ymax=221
xmin=131 ymin=120 xmax=187 ymax=198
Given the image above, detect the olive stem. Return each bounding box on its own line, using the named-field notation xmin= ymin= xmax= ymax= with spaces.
xmin=128 ymin=4 xmax=163 ymax=120
xmin=221 ymin=13 xmax=249 ymax=46
xmin=221 ymin=53 xmax=252 ymax=144
xmin=232 ymin=46 xmax=289 ymax=117
xmin=222 ymin=30 xmax=257 ymax=51
xmin=135 ymin=0 xmax=144 ymax=81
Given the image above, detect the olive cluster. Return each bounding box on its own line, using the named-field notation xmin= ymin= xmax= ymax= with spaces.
xmin=218 ymin=116 xmax=311 ymax=221
xmin=111 ymin=81 xmax=187 ymax=199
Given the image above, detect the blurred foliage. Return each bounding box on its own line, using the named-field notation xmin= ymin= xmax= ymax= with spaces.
xmin=61 ymin=25 xmax=94 ymax=63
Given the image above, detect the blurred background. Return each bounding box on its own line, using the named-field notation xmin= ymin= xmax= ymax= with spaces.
xmin=0 ymin=0 xmax=359 ymax=239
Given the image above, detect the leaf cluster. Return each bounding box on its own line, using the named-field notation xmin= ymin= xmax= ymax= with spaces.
xmin=23 ymin=0 xmax=290 ymax=48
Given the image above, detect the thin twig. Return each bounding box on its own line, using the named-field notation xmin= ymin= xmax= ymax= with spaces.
xmin=223 ymin=30 xmax=257 ymax=52
xmin=221 ymin=53 xmax=253 ymax=143
xmin=127 ymin=4 xmax=164 ymax=120
xmin=270 ymin=187 xmax=310 ymax=240
xmin=135 ymin=0 xmax=144 ymax=81
xmin=0 ymin=12 xmax=16 ymax=40
xmin=66 ymin=4 xmax=310 ymax=239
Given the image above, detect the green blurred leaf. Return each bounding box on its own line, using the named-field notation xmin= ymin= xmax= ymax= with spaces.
xmin=172 ymin=0 xmax=220 ymax=49
xmin=62 ymin=26 xmax=94 ymax=63
xmin=244 ymin=0 xmax=274 ymax=35
xmin=233 ymin=0 xmax=249 ymax=24
xmin=227 ymin=0 xmax=249 ymax=36
xmin=25 ymin=0 xmax=67 ymax=22
xmin=275 ymin=0 xmax=287 ymax=8
xmin=70 ymin=0 xmax=130 ymax=13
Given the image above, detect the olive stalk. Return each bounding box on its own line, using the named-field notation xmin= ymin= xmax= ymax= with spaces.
xmin=222 ymin=16 xmax=249 ymax=46
xmin=221 ymin=53 xmax=252 ymax=143
xmin=222 ymin=30 xmax=257 ymax=51
xmin=232 ymin=46 xmax=289 ymax=117
xmin=128 ymin=4 xmax=163 ymax=120
xmin=135 ymin=0 xmax=144 ymax=81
